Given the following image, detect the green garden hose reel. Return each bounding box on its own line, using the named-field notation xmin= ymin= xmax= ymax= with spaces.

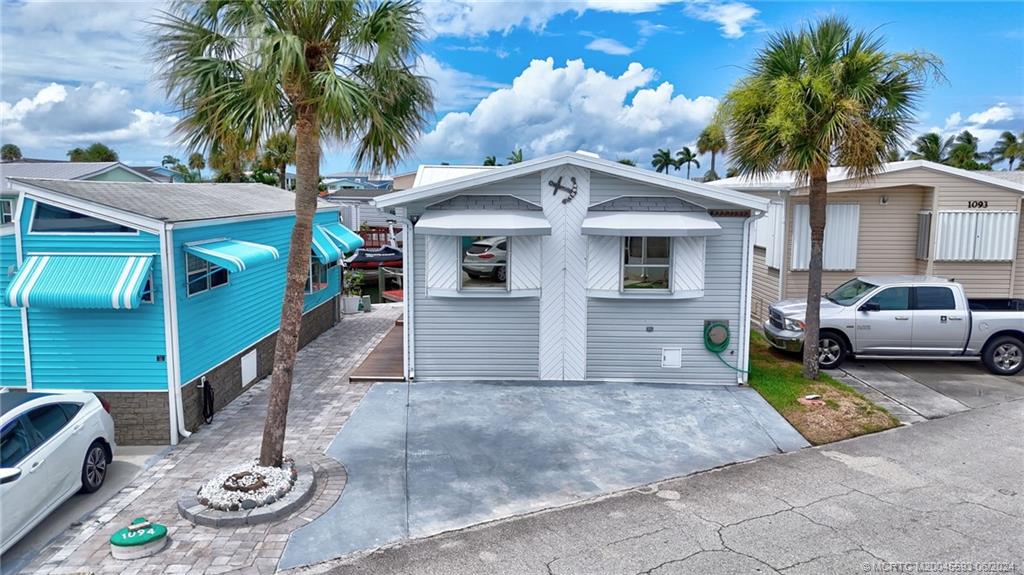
xmin=704 ymin=321 xmax=747 ymax=373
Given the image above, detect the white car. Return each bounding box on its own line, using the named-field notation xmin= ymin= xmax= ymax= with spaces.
xmin=462 ymin=236 xmax=508 ymax=281
xmin=1 ymin=391 xmax=116 ymax=554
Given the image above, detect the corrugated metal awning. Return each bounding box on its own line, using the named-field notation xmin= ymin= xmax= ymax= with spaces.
xmin=6 ymin=255 xmax=153 ymax=309
xmin=311 ymin=225 xmax=343 ymax=264
xmin=415 ymin=210 xmax=552 ymax=236
xmin=319 ymin=222 xmax=365 ymax=253
xmin=184 ymin=239 xmax=279 ymax=273
xmin=581 ymin=211 xmax=722 ymax=237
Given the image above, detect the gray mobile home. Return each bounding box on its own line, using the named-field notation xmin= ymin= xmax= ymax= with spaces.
xmin=373 ymin=152 xmax=768 ymax=385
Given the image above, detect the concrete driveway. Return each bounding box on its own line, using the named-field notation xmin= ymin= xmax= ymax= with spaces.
xmin=280 ymin=381 xmax=808 ymax=569
xmin=834 ymin=358 xmax=1024 ymax=424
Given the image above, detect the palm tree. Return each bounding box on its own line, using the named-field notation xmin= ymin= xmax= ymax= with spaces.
xmin=161 ymin=154 xmax=180 ymax=168
xmin=992 ymin=131 xmax=1023 ymax=171
xmin=155 ymin=0 xmax=432 ymax=467
xmin=262 ymin=131 xmax=296 ymax=189
xmin=719 ymin=16 xmax=941 ymax=379
xmin=696 ymin=124 xmax=727 ymax=181
xmin=616 ymin=158 xmax=636 ymax=166
xmin=675 ymin=147 xmax=700 ymax=179
xmin=947 ymin=130 xmax=986 ymax=170
xmin=906 ymin=132 xmax=954 ymax=163
xmin=208 ymin=133 xmax=253 ymax=184
xmin=483 ymin=155 xmax=497 ymax=166
xmin=651 ymin=148 xmax=674 ymax=173
xmin=507 ymin=149 xmax=523 ymax=164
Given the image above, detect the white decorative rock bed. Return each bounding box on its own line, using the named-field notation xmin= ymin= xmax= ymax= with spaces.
xmin=179 ymin=458 xmax=317 ymax=527
xmin=197 ymin=459 xmax=297 ymax=511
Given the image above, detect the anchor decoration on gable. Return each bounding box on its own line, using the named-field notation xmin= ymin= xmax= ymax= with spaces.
xmin=548 ymin=176 xmax=578 ymax=204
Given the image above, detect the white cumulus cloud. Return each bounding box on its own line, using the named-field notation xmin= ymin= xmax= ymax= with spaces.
xmin=683 ymin=1 xmax=759 ymax=39
xmin=417 ymin=54 xmax=508 ymax=112
xmin=1 ymin=82 xmax=179 ymax=164
xmin=414 ymin=58 xmax=718 ymax=166
xmin=966 ymin=103 xmax=1015 ymax=126
xmin=421 ymin=1 xmax=685 ymax=37
xmin=585 ymin=37 xmax=636 ymax=55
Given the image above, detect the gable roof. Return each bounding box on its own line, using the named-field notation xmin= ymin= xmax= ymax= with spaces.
xmin=710 ymin=160 xmax=1024 ymax=194
xmin=413 ymin=165 xmax=496 ymax=187
xmin=0 ymin=161 xmax=156 ymax=183
xmin=375 ymin=152 xmax=768 ymax=211
xmin=10 ymin=178 xmax=332 ymax=224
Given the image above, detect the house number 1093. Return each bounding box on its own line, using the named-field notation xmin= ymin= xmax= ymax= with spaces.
xmin=968 ymin=200 xmax=988 ymax=208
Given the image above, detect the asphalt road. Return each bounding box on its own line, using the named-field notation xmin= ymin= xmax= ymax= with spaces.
xmin=309 ymin=399 xmax=1024 ymax=575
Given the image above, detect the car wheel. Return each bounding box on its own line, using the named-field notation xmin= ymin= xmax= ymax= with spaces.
xmin=982 ymin=335 xmax=1024 ymax=376
xmin=495 ymin=266 xmax=507 ymax=282
xmin=817 ymin=333 xmax=846 ymax=370
xmin=80 ymin=441 xmax=108 ymax=493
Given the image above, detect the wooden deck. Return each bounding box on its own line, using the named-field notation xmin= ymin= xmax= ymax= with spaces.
xmin=348 ymin=323 xmax=405 ymax=382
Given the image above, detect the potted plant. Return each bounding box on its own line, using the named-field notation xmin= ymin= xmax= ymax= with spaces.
xmin=342 ymin=270 xmax=364 ymax=314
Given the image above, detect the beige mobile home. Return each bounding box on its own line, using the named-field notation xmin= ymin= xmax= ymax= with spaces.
xmin=711 ymin=161 xmax=1024 ymax=322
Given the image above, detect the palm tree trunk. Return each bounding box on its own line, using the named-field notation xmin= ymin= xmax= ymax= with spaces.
xmin=802 ymin=167 xmax=828 ymax=380
xmin=710 ymin=151 xmax=716 ymax=175
xmin=279 ymin=164 xmax=287 ymax=190
xmin=259 ymin=105 xmax=319 ymax=467
xmin=686 ymin=164 xmax=691 ymax=179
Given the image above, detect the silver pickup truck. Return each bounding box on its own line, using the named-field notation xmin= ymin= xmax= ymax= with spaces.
xmin=763 ymin=275 xmax=1024 ymax=375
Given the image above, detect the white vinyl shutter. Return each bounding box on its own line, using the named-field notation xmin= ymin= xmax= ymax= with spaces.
xmin=672 ymin=236 xmax=705 ymax=294
xmin=791 ymin=203 xmax=860 ymax=271
xmin=586 ymin=236 xmax=620 ymax=291
xmin=425 ymin=235 xmax=457 ymax=291
xmin=935 ymin=211 xmax=1018 ymax=261
xmin=510 ymin=236 xmax=542 ymax=290
xmin=755 ymin=201 xmax=784 ymax=269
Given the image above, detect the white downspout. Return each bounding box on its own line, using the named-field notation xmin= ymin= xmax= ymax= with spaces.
xmin=12 ymin=190 xmax=33 ymax=390
xmin=158 ymin=223 xmax=181 ymax=444
xmin=161 ymin=223 xmax=191 ymax=441
xmin=389 ymin=212 xmax=415 ymax=380
xmin=738 ymin=214 xmax=757 ymax=384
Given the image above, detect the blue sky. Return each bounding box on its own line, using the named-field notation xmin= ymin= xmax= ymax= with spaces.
xmin=2 ymin=1 xmax=1022 ymax=175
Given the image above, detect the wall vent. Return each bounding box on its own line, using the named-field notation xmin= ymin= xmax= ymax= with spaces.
xmin=661 ymin=347 xmax=682 ymax=368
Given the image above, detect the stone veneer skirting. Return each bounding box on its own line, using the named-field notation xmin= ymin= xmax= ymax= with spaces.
xmin=100 ymin=298 xmax=338 ymax=445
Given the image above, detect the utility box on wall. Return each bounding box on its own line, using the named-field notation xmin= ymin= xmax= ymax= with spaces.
xmin=661 ymin=347 xmax=683 ymax=368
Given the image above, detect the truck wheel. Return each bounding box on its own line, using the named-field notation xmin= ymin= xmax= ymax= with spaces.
xmin=982 ymin=336 xmax=1024 ymax=376
xmin=817 ymin=332 xmax=846 ymax=370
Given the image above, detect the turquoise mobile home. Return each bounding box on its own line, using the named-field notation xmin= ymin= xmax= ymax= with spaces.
xmin=0 ymin=178 xmax=362 ymax=444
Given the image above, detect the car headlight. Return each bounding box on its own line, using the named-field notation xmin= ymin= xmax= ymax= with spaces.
xmin=784 ymin=318 xmax=806 ymax=331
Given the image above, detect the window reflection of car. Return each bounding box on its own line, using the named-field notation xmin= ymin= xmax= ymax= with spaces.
xmin=462 ymin=236 xmax=507 ymax=281
xmin=1 ymin=392 xmax=116 ymax=554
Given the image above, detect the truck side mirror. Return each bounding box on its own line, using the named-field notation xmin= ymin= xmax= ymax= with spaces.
xmin=859 ymin=302 xmax=881 ymax=312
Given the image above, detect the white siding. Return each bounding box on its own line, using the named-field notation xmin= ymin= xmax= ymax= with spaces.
xmin=672 ymin=236 xmax=705 ymax=293
xmin=586 ymin=235 xmax=619 ymax=291
xmin=510 ymin=235 xmax=542 ymax=290
xmin=935 ymin=211 xmax=1019 ymax=261
xmin=412 ymin=233 xmax=540 ymax=379
xmin=539 ymin=164 xmax=589 ymax=380
xmin=790 ymin=203 xmax=859 ymax=270
xmin=424 ymin=235 xmax=457 ymax=291
xmin=586 ymin=218 xmax=746 ymax=383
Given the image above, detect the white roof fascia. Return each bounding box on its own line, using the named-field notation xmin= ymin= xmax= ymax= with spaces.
xmin=581 ymin=211 xmax=723 ymax=237
xmin=376 ymin=152 xmax=770 ymax=212
xmin=415 ymin=210 xmax=552 ymax=236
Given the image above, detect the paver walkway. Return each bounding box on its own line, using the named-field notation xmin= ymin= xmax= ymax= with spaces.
xmin=19 ymin=304 xmax=404 ymax=575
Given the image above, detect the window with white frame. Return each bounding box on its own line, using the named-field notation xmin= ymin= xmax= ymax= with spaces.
xmin=185 ymin=253 xmax=228 ymax=296
xmin=459 ymin=235 xmax=508 ymax=290
xmin=622 ymin=237 xmax=671 ymax=290
xmin=790 ymin=203 xmax=860 ymax=270
xmin=306 ymin=260 xmax=332 ymax=294
xmin=141 ymin=274 xmax=155 ymax=303
xmin=31 ymin=203 xmax=136 ymax=233
xmin=916 ymin=212 xmax=932 ymax=260
xmin=1 ymin=198 xmax=13 ymax=224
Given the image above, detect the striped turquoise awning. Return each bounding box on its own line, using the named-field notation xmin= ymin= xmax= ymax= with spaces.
xmin=184 ymin=239 xmax=279 ymax=273
xmin=319 ymin=222 xmax=364 ymax=254
xmin=311 ymin=225 xmax=343 ymax=265
xmin=6 ymin=255 xmax=154 ymax=310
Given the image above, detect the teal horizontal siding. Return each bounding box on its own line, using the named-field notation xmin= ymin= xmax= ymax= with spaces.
xmin=20 ymin=198 xmax=168 ymax=392
xmin=1 ymin=231 xmax=26 ymax=386
xmin=175 ymin=210 xmax=341 ymax=383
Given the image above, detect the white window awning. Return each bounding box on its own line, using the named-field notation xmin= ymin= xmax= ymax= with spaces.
xmin=581 ymin=211 xmax=723 ymax=237
xmin=415 ymin=210 xmax=551 ymax=236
